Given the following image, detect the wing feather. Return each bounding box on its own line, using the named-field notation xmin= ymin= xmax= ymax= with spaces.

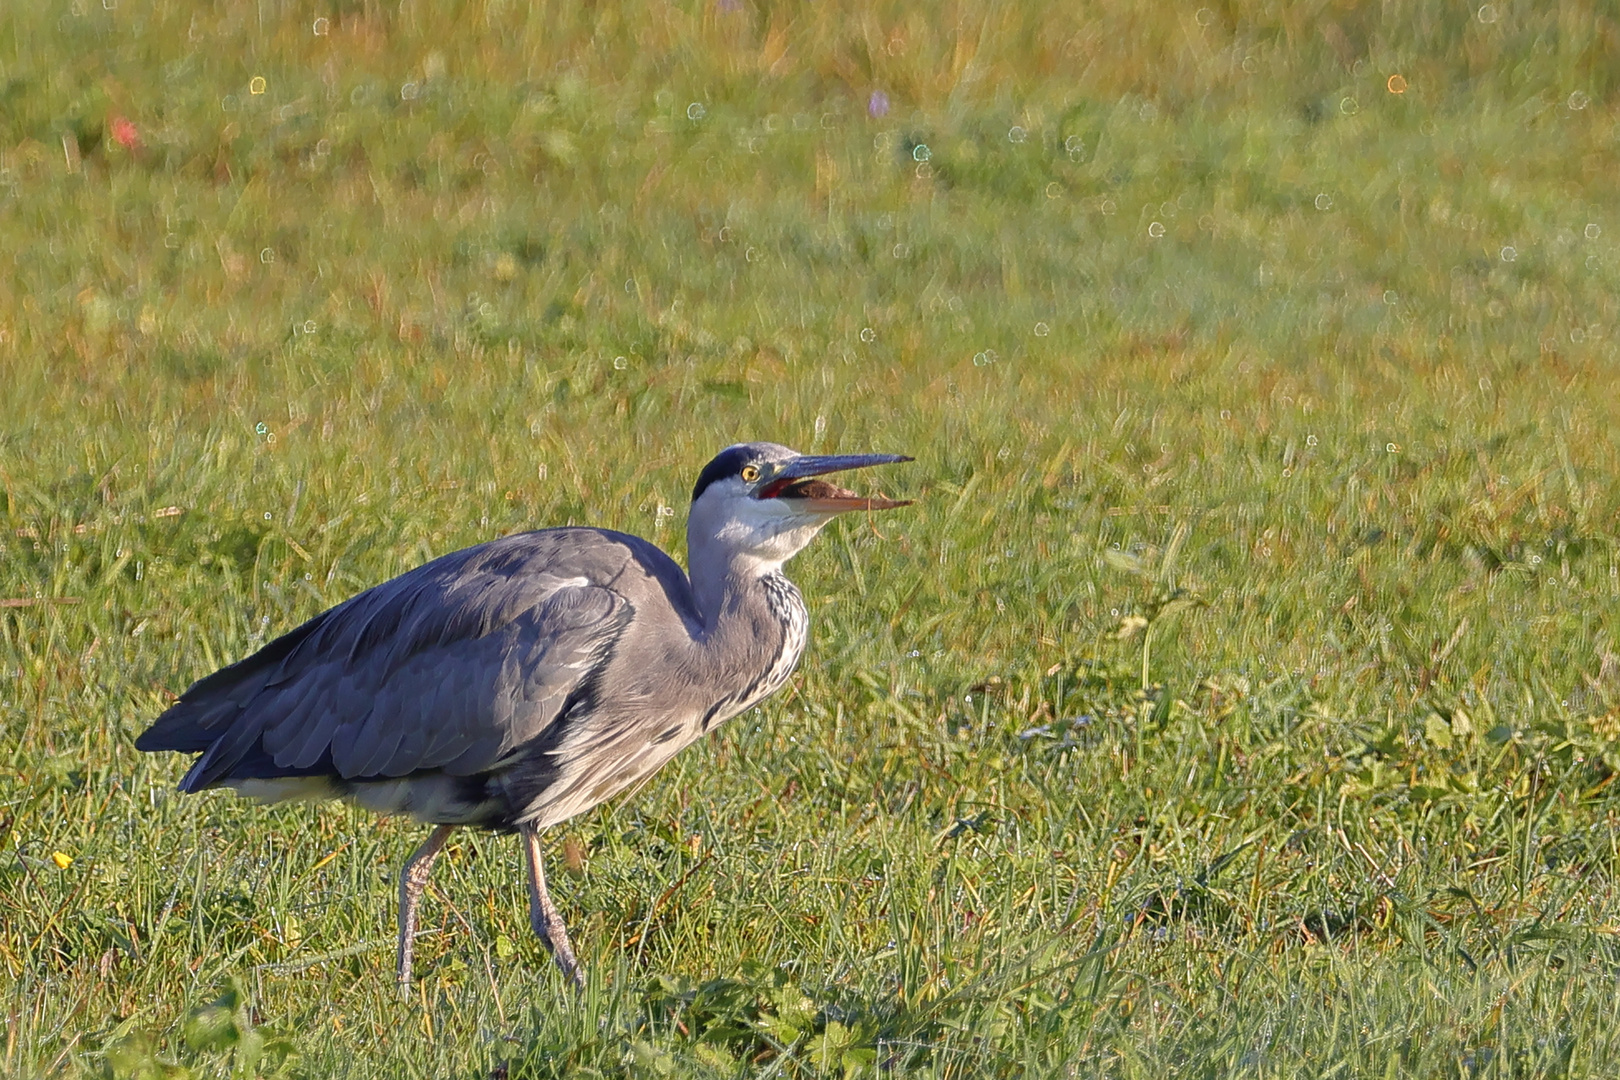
xmin=137 ymin=531 xmax=640 ymax=792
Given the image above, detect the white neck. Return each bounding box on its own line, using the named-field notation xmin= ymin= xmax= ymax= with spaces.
xmin=684 ymin=491 xmax=828 ymax=630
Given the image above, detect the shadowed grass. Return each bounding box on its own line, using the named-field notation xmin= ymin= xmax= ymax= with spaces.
xmin=4 ymin=0 xmax=1620 ymax=1076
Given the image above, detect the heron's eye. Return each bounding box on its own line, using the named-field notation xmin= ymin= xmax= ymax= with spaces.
xmin=740 ymin=465 xmax=761 ymax=483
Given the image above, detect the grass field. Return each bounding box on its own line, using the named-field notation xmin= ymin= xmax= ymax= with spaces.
xmin=5 ymin=0 xmax=1620 ymax=1075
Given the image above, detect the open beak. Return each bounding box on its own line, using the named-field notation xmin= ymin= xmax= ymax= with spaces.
xmin=758 ymin=453 xmax=914 ymax=513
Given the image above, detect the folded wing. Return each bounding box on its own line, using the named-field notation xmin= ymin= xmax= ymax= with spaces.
xmin=136 ymin=532 xmax=636 ymax=792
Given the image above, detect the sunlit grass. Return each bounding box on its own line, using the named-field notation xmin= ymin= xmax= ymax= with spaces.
xmin=4 ymin=0 xmax=1620 ymax=1076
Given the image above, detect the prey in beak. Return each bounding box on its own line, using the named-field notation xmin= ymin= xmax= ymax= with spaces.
xmin=758 ymin=453 xmax=913 ymax=513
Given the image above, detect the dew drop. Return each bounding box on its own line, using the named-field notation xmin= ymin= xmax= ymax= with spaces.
xmin=912 ymin=143 xmax=931 ymax=162
xmin=1585 ymin=223 xmax=1601 ymax=239
xmin=1007 ymin=126 xmax=1027 ymax=144
xmin=1500 ymin=245 xmax=1517 ymax=262
xmin=613 ymin=356 xmax=628 ymax=370
xmin=1147 ymin=221 xmax=1165 ymax=238
xmin=1314 ymin=193 xmax=1333 ymax=210
xmin=859 ymin=327 xmax=876 ymax=343
xmin=1034 ymin=322 xmax=1050 ymax=337
xmin=686 ymin=102 xmax=706 ymax=121
xmin=1568 ymin=90 xmax=1590 ymax=111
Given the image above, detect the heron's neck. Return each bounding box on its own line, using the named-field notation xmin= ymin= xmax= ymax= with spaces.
xmin=683 ymin=506 xmax=826 ymax=633
xmin=688 ymin=548 xmax=785 ymax=633
xmin=686 ymin=549 xmax=809 ymax=718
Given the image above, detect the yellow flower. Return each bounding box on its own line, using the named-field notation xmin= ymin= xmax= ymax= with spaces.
xmin=51 ymin=851 xmax=73 ymax=869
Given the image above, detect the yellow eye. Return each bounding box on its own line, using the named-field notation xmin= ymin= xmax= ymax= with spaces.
xmin=740 ymin=464 xmax=761 ymax=482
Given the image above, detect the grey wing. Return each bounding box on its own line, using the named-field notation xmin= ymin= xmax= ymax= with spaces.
xmin=137 ymin=536 xmax=635 ymax=792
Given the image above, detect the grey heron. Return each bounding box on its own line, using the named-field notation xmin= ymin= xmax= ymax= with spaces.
xmin=136 ymin=442 xmax=912 ymax=991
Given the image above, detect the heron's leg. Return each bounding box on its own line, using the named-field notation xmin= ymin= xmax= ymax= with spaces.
xmin=521 ymin=825 xmax=583 ymax=987
xmin=396 ymin=824 xmax=454 ymax=996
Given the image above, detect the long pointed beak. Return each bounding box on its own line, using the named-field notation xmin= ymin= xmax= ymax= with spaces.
xmin=760 ymin=453 xmax=914 ymax=513
xmin=778 ymin=453 xmax=913 ymax=480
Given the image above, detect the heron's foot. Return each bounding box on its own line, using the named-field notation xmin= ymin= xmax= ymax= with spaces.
xmin=521 ymin=825 xmax=584 ymax=989
xmin=396 ymin=933 xmax=417 ymax=999
xmin=529 ymin=904 xmax=585 ymax=988
xmin=397 ymin=825 xmax=455 ymax=1000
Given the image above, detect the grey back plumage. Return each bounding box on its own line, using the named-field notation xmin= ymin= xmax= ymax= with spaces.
xmin=137 ymin=529 xmax=693 ymax=809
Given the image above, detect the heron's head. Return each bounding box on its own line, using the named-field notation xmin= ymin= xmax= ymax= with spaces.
xmin=687 ymin=442 xmax=912 ymax=572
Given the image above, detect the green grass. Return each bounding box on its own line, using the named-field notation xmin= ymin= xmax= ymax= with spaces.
xmin=5 ymin=0 xmax=1620 ymax=1075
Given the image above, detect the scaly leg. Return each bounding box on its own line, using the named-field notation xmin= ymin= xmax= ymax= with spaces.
xmin=522 ymin=825 xmax=583 ymax=987
xmin=396 ymin=824 xmax=454 ymax=997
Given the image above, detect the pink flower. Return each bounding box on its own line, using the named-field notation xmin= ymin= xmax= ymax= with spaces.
xmin=110 ymin=115 xmax=141 ymax=152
